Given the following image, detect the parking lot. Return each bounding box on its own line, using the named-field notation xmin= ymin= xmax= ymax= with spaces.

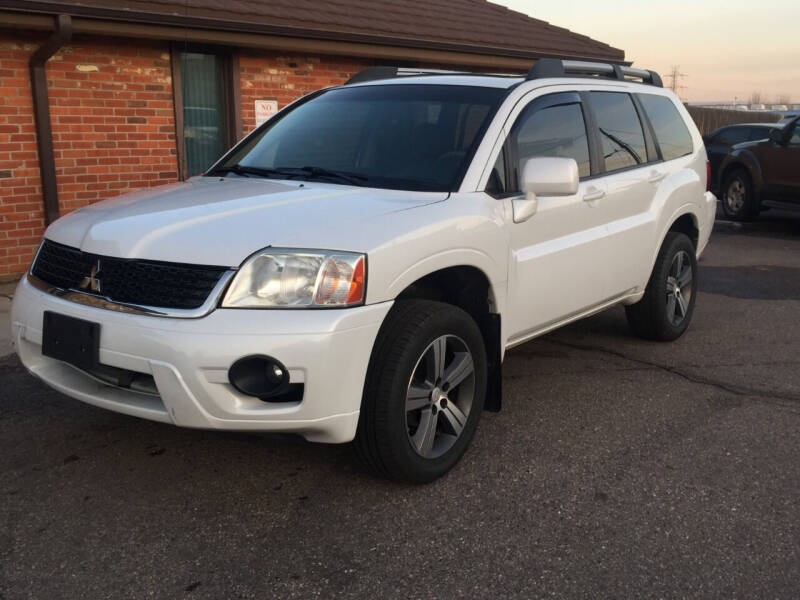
xmin=2 ymin=210 xmax=799 ymax=599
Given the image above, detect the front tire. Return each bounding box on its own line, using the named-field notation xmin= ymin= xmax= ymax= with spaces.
xmin=721 ymin=169 xmax=758 ymax=221
xmin=354 ymin=300 xmax=487 ymax=483
xmin=625 ymin=232 xmax=697 ymax=341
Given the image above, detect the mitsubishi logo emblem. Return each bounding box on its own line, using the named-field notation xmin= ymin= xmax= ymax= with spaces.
xmin=79 ymin=260 xmax=102 ymax=293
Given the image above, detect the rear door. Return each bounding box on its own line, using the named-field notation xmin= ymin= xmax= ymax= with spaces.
xmin=584 ymin=90 xmax=664 ymax=296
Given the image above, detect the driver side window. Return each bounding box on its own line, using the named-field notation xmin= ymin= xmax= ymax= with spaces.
xmin=508 ymin=95 xmax=591 ymax=192
xmin=789 ymin=123 xmax=800 ymax=147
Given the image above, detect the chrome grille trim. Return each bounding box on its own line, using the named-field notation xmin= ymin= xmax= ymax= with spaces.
xmin=27 ymin=266 xmax=236 ymax=319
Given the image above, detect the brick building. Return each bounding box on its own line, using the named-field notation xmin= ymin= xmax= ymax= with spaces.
xmin=0 ymin=0 xmax=624 ymax=279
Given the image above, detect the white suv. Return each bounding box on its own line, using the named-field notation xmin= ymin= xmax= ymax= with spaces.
xmin=12 ymin=60 xmax=716 ymax=482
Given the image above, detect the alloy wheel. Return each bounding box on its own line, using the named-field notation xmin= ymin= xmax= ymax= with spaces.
xmin=665 ymin=250 xmax=693 ymax=326
xmin=405 ymin=334 xmax=475 ymax=459
xmin=725 ymin=178 xmax=746 ymax=213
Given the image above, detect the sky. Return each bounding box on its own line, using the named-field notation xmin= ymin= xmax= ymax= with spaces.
xmin=492 ymin=0 xmax=800 ymax=103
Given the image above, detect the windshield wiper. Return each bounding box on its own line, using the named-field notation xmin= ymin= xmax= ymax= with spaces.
xmin=290 ymin=166 xmax=369 ymax=186
xmin=599 ymin=127 xmax=642 ymax=164
xmin=209 ymin=164 xmax=284 ymax=178
xmin=211 ymin=164 xmax=368 ymax=186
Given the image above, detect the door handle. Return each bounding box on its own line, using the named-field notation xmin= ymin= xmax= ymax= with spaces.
xmin=648 ymin=171 xmax=666 ymax=184
xmin=583 ymin=188 xmax=606 ymax=202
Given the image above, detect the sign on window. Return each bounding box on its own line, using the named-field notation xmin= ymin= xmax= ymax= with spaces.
xmin=254 ymin=100 xmax=278 ymax=126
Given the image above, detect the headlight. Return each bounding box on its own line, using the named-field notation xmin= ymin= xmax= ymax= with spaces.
xmin=222 ymin=249 xmax=366 ymax=308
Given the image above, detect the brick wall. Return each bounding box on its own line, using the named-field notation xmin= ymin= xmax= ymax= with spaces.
xmin=239 ymin=51 xmax=371 ymax=137
xmin=0 ymin=32 xmax=178 ymax=279
xmin=0 ymin=33 xmax=44 ymax=278
xmin=48 ymin=36 xmax=178 ymax=214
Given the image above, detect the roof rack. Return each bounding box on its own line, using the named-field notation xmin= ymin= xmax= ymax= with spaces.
xmin=344 ymin=66 xmax=516 ymax=85
xmin=526 ymin=58 xmax=662 ymax=87
xmin=345 ymin=59 xmax=662 ymax=88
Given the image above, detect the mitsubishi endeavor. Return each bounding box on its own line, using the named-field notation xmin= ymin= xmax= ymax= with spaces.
xmin=11 ymin=59 xmax=716 ymax=482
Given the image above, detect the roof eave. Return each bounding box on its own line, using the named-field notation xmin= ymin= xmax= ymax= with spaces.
xmin=0 ymin=0 xmax=626 ymax=64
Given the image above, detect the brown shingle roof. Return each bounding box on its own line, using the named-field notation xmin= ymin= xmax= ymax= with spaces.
xmin=8 ymin=0 xmax=624 ymax=62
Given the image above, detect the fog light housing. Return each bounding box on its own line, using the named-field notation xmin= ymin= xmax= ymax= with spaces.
xmin=228 ymin=355 xmax=290 ymax=400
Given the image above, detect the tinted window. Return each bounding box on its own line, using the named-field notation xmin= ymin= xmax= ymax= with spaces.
xmin=589 ymin=92 xmax=647 ymax=171
xmin=789 ymin=123 xmax=800 ymax=146
xmin=713 ymin=127 xmax=750 ymax=146
xmin=512 ymin=101 xmax=591 ymax=184
xmin=638 ymin=94 xmax=694 ymax=160
xmin=220 ymin=85 xmax=504 ymax=192
xmin=748 ymin=127 xmax=772 ymax=142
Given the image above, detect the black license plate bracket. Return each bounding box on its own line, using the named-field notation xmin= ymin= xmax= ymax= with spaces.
xmin=41 ymin=311 xmax=100 ymax=372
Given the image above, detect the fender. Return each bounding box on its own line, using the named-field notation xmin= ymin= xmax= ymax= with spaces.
xmin=657 ymin=204 xmax=699 ymax=259
xmin=643 ymin=165 xmax=703 ymax=280
xmin=620 ymin=203 xmax=700 ymax=307
xmin=376 ymin=253 xmax=506 ymax=413
xmin=718 ymin=147 xmax=765 ymax=194
xmin=384 ymin=248 xmax=505 ymax=310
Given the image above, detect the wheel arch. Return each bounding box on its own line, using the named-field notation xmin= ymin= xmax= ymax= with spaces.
xmin=719 ymin=152 xmax=763 ymax=192
xmin=624 ymin=207 xmax=703 ymax=309
xmin=666 ymin=212 xmax=699 ymax=250
xmin=625 ymin=206 xmax=700 ymax=309
xmin=390 ymin=264 xmax=503 ymax=412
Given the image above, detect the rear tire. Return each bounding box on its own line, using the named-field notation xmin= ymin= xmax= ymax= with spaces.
xmin=721 ymin=169 xmax=758 ymax=221
xmin=354 ymin=300 xmax=487 ymax=483
xmin=625 ymin=232 xmax=697 ymax=341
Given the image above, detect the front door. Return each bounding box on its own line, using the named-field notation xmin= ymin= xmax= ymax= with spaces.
xmin=502 ymin=92 xmax=611 ymax=342
xmin=764 ymin=119 xmax=800 ymax=201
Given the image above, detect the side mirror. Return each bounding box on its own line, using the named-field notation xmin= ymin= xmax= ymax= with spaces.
xmin=512 ymin=157 xmax=579 ymax=223
xmin=522 ymin=157 xmax=580 ymax=197
xmin=768 ymin=128 xmax=785 ymax=144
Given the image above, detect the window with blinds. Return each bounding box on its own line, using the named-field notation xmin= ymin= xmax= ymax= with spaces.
xmin=180 ymin=51 xmax=230 ymax=177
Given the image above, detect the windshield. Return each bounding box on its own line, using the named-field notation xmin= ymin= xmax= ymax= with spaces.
xmin=212 ymin=84 xmax=505 ymax=192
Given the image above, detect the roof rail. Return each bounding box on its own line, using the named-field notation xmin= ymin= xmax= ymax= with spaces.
xmin=345 ymin=60 xmax=663 ymax=87
xmin=345 ymin=66 xmax=516 ymax=85
xmin=526 ymin=58 xmax=663 ymax=87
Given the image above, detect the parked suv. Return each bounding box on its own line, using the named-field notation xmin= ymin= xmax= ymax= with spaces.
xmin=12 ymin=60 xmax=715 ymax=482
xmin=703 ymin=123 xmax=779 ymax=192
xmin=717 ymin=116 xmax=800 ymax=220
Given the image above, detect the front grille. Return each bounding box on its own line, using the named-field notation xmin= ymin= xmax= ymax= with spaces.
xmin=32 ymin=240 xmax=229 ymax=310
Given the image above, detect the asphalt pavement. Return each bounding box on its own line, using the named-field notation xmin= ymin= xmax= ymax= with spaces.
xmin=2 ymin=210 xmax=800 ymax=599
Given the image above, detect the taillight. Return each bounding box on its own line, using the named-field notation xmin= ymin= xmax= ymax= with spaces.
xmin=706 ymin=161 xmax=711 ymax=192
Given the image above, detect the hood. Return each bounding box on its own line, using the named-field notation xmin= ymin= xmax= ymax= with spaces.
xmin=45 ymin=177 xmax=447 ymax=266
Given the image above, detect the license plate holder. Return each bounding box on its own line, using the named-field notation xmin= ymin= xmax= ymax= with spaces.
xmin=41 ymin=311 xmax=100 ymax=372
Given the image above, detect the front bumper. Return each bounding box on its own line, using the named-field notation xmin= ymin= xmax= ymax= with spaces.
xmin=11 ymin=276 xmax=392 ymax=443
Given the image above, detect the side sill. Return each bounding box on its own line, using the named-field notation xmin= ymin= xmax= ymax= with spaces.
xmin=505 ymin=289 xmax=640 ymax=350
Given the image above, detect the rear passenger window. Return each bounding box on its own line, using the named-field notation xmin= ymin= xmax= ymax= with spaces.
xmin=638 ymin=94 xmax=694 ymax=161
xmin=512 ymin=101 xmax=591 ymax=184
xmin=589 ymin=92 xmax=647 ymax=171
xmin=715 ymin=127 xmax=750 ymax=146
xmin=748 ymin=128 xmax=771 ymax=142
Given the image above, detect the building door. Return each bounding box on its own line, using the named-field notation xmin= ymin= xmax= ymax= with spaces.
xmin=174 ymin=50 xmax=238 ymax=177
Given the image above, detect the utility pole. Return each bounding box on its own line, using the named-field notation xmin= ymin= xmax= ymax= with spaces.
xmin=666 ymin=65 xmax=687 ymax=100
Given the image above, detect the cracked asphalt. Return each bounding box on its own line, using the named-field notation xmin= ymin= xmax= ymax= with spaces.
xmin=2 ymin=210 xmax=800 ymax=599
